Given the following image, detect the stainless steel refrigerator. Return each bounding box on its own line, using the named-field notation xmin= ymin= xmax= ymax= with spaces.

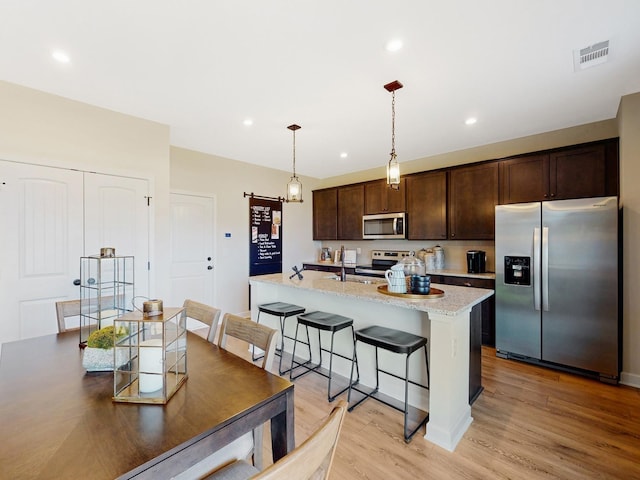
xmin=495 ymin=196 xmax=619 ymax=382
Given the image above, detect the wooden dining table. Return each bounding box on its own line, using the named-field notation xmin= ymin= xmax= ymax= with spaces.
xmin=0 ymin=330 xmax=295 ymax=479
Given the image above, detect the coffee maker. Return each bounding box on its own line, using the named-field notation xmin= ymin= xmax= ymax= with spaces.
xmin=466 ymin=250 xmax=486 ymax=273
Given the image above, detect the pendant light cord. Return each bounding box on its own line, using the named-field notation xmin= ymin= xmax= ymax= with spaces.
xmin=292 ymin=128 xmax=296 ymax=177
xmin=390 ymin=90 xmax=396 ymax=158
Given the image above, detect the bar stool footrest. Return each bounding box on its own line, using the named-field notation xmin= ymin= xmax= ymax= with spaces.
xmin=348 ymin=385 xmax=429 ymax=441
xmin=290 ymin=361 xmax=357 ymax=402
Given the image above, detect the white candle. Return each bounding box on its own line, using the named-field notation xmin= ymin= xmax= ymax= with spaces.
xmin=139 ymin=338 xmax=163 ymax=393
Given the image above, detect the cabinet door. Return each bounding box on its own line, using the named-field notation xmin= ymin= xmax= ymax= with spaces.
xmin=386 ymin=177 xmax=406 ymax=213
xmin=550 ymin=144 xmax=606 ymax=200
xmin=406 ymin=171 xmax=447 ymax=240
xmin=312 ymin=188 xmax=338 ymax=240
xmin=364 ymin=180 xmax=385 ymax=215
xmin=441 ymin=276 xmax=495 ymax=347
xmin=448 ymin=162 xmax=498 ymax=239
xmin=499 ymin=153 xmax=549 ymax=204
xmin=337 ymin=184 xmax=364 ymax=240
xmin=364 ymin=178 xmax=406 ymax=214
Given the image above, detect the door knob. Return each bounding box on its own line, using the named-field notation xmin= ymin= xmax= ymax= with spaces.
xmin=73 ymin=279 xmax=81 ymax=286
xmin=207 ymin=266 xmax=213 ymax=270
xmin=207 ymin=257 xmax=212 ymax=261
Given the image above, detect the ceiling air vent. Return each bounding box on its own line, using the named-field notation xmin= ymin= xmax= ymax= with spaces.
xmin=573 ymin=40 xmax=609 ymax=71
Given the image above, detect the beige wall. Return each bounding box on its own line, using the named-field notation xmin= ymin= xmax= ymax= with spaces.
xmin=618 ymin=92 xmax=640 ymax=386
xmin=0 ymin=80 xmax=172 ymax=297
xmin=320 ymin=115 xmax=640 ymax=386
xmin=1 ymin=78 xmax=638 ymax=385
xmin=319 ymin=119 xmax=619 ymax=188
xmin=169 ymin=147 xmax=322 ymax=313
xmin=0 ymin=80 xmax=323 ymax=318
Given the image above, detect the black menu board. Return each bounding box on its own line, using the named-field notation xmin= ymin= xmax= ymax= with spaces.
xmin=249 ymin=196 xmax=282 ymax=276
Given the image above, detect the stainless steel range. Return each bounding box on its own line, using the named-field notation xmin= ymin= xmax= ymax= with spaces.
xmin=355 ymin=250 xmax=411 ymax=277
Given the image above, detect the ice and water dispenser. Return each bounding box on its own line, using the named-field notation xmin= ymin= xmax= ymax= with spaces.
xmin=504 ymin=256 xmax=531 ymax=286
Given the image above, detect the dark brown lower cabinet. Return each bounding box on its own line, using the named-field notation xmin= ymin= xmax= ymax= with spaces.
xmin=430 ymin=275 xmax=495 ymax=347
xmin=302 ymin=263 xmax=355 ymax=275
xmin=469 ymin=303 xmax=483 ymax=404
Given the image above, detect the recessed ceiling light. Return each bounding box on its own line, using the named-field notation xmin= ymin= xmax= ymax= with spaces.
xmin=52 ymin=50 xmax=70 ymax=63
xmin=386 ymin=39 xmax=403 ymax=52
xmin=465 ymin=117 xmax=477 ymax=125
xmin=243 ymin=118 xmax=253 ymax=126
xmin=340 ymin=152 xmax=348 ymax=159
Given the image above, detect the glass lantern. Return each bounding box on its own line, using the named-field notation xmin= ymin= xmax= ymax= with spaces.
xmin=79 ymin=254 xmax=134 ymax=348
xmin=113 ymin=307 xmax=188 ymax=404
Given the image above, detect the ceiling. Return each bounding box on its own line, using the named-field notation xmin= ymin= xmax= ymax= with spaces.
xmin=2 ymin=1 xmax=640 ymax=179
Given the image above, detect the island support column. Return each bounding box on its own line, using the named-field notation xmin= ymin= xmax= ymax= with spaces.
xmin=424 ymin=309 xmax=473 ymax=451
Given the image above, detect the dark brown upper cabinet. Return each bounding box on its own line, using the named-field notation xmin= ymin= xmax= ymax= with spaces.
xmin=500 ymin=140 xmax=618 ymax=204
xmin=448 ymin=161 xmax=499 ymax=240
xmin=312 ymin=187 xmax=338 ymax=240
xmin=337 ymin=184 xmax=365 ymax=240
xmin=499 ymin=153 xmax=549 ymax=204
xmin=364 ymin=178 xmax=406 ymax=215
xmin=550 ymin=143 xmax=608 ymax=200
xmin=406 ymin=171 xmax=447 ymax=240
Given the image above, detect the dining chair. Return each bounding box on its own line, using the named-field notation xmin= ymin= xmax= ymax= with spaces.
xmin=58 ymin=294 xmax=126 ymax=334
xmin=169 ymin=314 xmax=278 ymax=480
xmin=204 ymin=400 xmax=348 ymax=480
xmin=55 ymin=299 xmax=82 ymax=333
xmin=183 ymin=299 xmax=222 ymax=344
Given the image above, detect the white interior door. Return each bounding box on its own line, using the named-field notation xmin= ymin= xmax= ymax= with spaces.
xmin=0 ymin=161 xmax=83 ymax=343
xmin=169 ymin=193 xmax=215 ymax=329
xmin=84 ymin=173 xmax=150 ymax=299
xmin=0 ymin=163 xmax=151 ymax=345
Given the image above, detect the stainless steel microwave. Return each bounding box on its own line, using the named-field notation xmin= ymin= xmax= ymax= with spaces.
xmin=362 ymin=212 xmax=406 ymax=239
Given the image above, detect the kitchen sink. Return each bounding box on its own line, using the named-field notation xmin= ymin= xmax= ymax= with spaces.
xmin=324 ymin=274 xmax=384 ymax=285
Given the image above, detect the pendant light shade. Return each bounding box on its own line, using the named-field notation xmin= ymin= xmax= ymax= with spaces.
xmin=286 ymin=124 xmax=303 ymax=203
xmin=384 ymin=80 xmax=403 ymax=190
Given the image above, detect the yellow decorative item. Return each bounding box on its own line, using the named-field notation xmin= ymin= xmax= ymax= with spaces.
xmin=82 ymin=326 xmax=130 ymax=372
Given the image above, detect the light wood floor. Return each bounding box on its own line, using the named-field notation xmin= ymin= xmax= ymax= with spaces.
xmin=202 ymin=328 xmax=640 ymax=479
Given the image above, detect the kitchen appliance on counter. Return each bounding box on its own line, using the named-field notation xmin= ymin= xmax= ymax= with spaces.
xmin=362 ymin=212 xmax=406 ymax=239
xmin=466 ymin=250 xmax=486 ymax=273
xmin=433 ymin=245 xmax=445 ymax=270
xmin=355 ymin=249 xmax=411 ymax=277
xmin=495 ymin=196 xmax=620 ymax=383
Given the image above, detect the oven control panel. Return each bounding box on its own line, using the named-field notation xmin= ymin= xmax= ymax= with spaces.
xmin=371 ymin=250 xmax=411 ymax=260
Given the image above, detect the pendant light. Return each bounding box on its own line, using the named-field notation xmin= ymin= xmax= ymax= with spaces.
xmin=286 ymin=124 xmax=303 ymax=203
xmin=384 ymin=80 xmax=403 ymax=190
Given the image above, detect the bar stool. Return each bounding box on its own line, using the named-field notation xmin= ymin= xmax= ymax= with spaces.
xmin=347 ymin=325 xmax=429 ymax=442
xmin=289 ymin=311 xmax=360 ymax=402
xmin=254 ymin=302 xmax=307 ymax=375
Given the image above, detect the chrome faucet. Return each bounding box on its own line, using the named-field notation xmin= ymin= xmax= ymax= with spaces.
xmin=340 ymin=245 xmax=346 ymax=282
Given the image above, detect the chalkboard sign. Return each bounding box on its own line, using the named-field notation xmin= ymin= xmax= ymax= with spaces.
xmin=249 ymin=196 xmax=283 ymax=276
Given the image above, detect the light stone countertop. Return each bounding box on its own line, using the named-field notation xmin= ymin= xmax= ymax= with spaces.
xmin=250 ymin=270 xmax=493 ymax=317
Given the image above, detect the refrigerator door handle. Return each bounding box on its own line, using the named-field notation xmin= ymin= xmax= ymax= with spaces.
xmin=533 ymin=227 xmax=541 ymax=311
xmin=542 ymin=226 xmax=550 ymax=311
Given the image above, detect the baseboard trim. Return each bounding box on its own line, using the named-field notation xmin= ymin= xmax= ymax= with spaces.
xmin=620 ymin=371 xmax=640 ymax=389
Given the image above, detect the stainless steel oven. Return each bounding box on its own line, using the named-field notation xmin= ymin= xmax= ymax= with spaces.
xmin=362 ymin=212 xmax=406 ymax=239
xmin=355 ymin=249 xmax=411 ymax=277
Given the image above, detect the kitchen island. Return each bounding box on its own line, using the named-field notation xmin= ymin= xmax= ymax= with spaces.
xmin=249 ymin=270 xmax=493 ymax=451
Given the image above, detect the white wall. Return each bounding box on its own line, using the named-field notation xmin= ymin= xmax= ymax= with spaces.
xmin=170 ymin=146 xmax=321 ymax=314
